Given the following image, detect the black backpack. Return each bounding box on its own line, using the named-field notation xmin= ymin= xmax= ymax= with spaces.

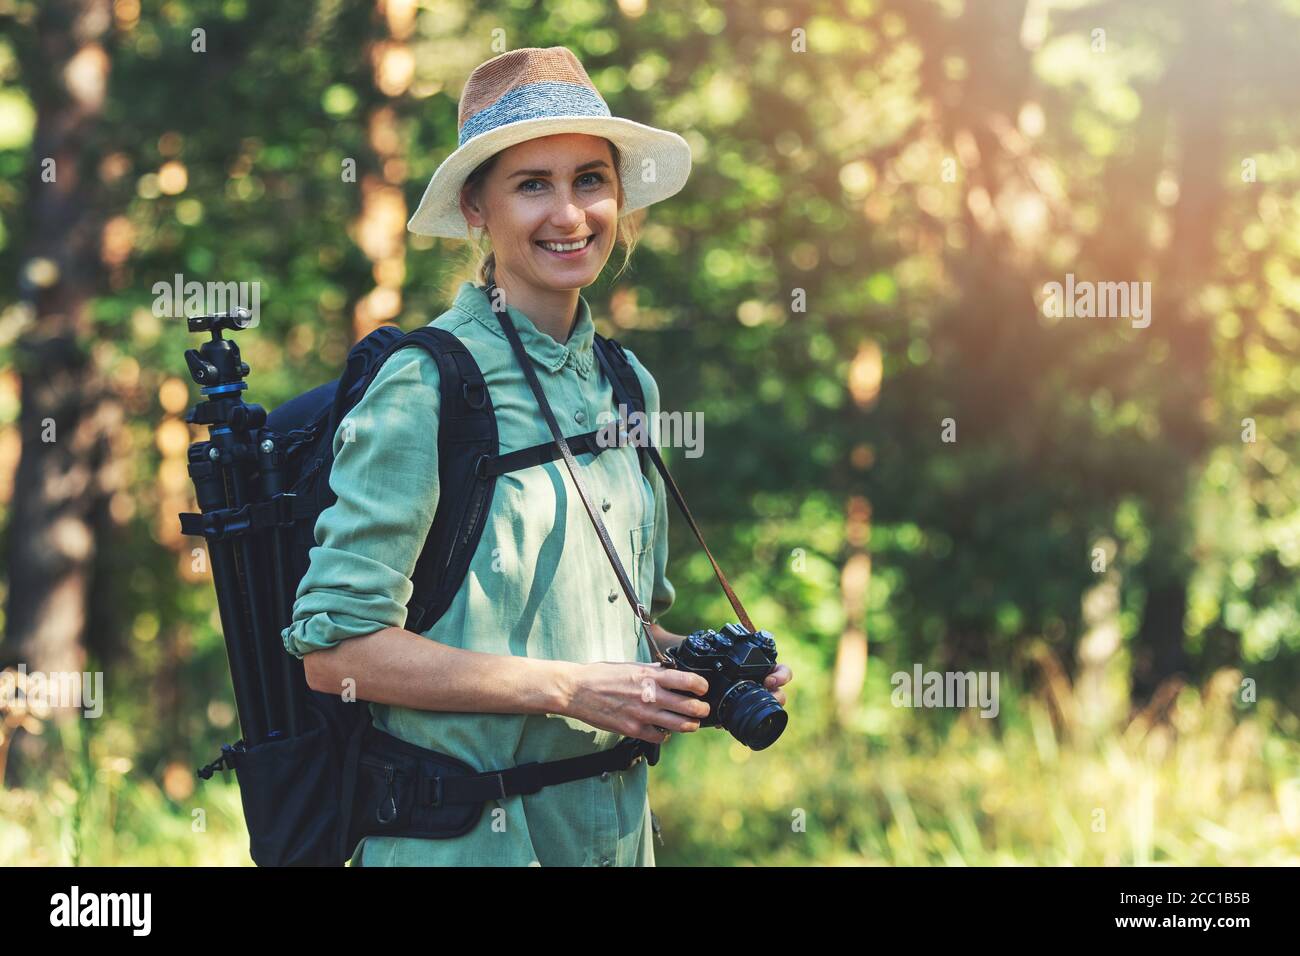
xmin=184 ymin=313 xmax=650 ymax=866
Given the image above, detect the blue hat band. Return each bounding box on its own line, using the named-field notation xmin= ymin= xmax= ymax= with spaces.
xmin=458 ymin=81 xmax=612 ymax=148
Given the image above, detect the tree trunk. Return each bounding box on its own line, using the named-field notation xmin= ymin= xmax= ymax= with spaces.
xmin=4 ymin=0 xmax=115 ymax=714
xmin=832 ymin=496 xmax=872 ymax=726
xmin=349 ymin=0 xmax=416 ymax=340
xmin=1131 ymin=0 xmax=1226 ymax=702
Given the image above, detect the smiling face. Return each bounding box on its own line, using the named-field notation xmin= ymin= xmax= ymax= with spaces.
xmin=458 ymin=133 xmax=622 ymax=296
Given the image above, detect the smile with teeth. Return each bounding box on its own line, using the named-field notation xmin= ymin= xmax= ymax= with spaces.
xmin=537 ymin=235 xmax=595 ymax=253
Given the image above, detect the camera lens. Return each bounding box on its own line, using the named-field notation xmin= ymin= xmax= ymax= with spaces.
xmin=716 ymin=680 xmax=788 ymax=751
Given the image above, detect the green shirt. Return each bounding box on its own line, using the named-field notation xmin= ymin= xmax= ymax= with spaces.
xmin=281 ymin=280 xmax=676 ymax=866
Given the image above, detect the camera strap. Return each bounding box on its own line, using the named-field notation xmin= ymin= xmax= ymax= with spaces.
xmin=484 ymin=283 xmax=754 ymax=648
xmin=591 ymin=337 xmax=755 ymax=635
xmin=487 ymin=283 xmax=667 ymax=664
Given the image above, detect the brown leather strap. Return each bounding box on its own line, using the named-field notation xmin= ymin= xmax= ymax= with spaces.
xmin=485 ymin=284 xmax=667 ymax=664
xmin=592 ymin=339 xmax=755 ymax=633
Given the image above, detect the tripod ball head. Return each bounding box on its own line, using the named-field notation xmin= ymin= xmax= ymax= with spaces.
xmin=185 ymin=311 xmax=253 ymax=389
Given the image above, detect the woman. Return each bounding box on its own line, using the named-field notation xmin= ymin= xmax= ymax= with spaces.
xmin=282 ymin=46 xmax=791 ymax=866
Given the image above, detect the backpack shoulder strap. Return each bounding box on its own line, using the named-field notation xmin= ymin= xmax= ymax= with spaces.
xmin=592 ymin=332 xmax=757 ymax=633
xmin=383 ymin=327 xmax=498 ymax=635
xmin=593 ymin=333 xmax=646 ymax=412
xmin=326 ymin=325 xmax=406 ymax=439
xmin=593 ymin=333 xmax=648 ymax=473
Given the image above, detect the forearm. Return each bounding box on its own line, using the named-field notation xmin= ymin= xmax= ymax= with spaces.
xmin=303 ymin=626 xmax=573 ymax=716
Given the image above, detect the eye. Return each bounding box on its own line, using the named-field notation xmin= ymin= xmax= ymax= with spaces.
xmin=518 ymin=178 xmax=546 ymax=194
xmin=577 ymin=172 xmax=607 ymax=188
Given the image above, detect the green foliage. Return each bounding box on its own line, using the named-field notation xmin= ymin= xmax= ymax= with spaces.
xmin=653 ymin=658 xmax=1300 ymax=866
xmin=0 ymin=0 xmax=1298 ymax=864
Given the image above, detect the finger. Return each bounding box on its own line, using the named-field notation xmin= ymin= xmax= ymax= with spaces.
xmin=652 ymin=688 xmax=711 ymax=719
xmin=652 ymin=667 xmax=711 ymax=697
xmin=772 ymin=690 xmax=786 ymax=707
xmin=646 ymin=709 xmax=701 ymax=733
xmin=636 ymin=724 xmax=671 ymax=745
xmin=764 ymin=665 xmax=792 ymax=690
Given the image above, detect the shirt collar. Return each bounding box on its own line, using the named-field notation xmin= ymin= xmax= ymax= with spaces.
xmin=454 ymin=281 xmax=596 ymax=377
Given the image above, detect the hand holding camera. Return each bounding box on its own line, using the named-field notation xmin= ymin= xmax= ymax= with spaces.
xmin=564 ymin=624 xmax=789 ymax=750
xmin=564 ymin=660 xmax=713 ymax=745
xmin=661 ymin=623 xmax=789 ymax=751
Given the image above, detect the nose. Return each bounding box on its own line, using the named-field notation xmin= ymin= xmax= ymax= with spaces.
xmin=549 ymin=188 xmax=585 ymax=230
xmin=550 ymin=204 xmax=583 ymax=231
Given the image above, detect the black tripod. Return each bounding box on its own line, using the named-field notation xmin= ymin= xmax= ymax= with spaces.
xmin=179 ymin=309 xmax=308 ymax=747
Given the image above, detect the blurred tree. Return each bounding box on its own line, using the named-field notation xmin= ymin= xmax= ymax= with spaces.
xmin=0 ymin=0 xmax=1295 ymax=817
xmin=4 ymin=0 xmax=119 ymax=698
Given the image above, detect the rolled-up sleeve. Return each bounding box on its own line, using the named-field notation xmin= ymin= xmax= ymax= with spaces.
xmin=622 ymin=346 xmax=676 ymax=624
xmin=281 ymin=345 xmax=442 ymax=658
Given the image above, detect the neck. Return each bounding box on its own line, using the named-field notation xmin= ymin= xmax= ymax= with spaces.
xmin=492 ymin=270 xmax=581 ymax=343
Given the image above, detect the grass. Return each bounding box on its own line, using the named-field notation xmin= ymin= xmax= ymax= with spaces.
xmin=2 ymin=647 xmax=1297 ymax=866
xmin=652 ymin=649 xmax=1300 ymax=865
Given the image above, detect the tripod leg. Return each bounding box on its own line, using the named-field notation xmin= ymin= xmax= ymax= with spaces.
xmin=232 ymin=520 xmax=287 ymax=740
xmin=190 ymin=442 xmax=268 ymax=745
xmin=206 ymin=533 xmax=268 ymax=745
xmin=220 ymin=446 xmax=289 ymax=744
xmin=256 ymin=436 xmax=308 ymax=738
xmin=268 ymin=520 xmax=305 ymax=736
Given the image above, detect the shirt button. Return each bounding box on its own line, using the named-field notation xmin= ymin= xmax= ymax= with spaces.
xmin=607 ymin=590 xmax=618 ymax=603
xmin=601 ymin=498 xmax=611 ymax=512
xmin=600 ymin=771 xmax=610 ymax=781
xmin=574 ymin=409 xmax=586 ymax=424
xmin=599 ymin=857 xmax=612 ymax=867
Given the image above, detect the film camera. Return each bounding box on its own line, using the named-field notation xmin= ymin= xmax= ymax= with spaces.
xmin=663 ymin=623 xmax=787 ymax=750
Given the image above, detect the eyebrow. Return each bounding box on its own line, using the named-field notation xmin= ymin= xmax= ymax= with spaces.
xmin=507 ymin=159 xmax=611 ymax=180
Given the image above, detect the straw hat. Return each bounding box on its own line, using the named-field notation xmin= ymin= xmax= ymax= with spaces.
xmin=407 ymin=46 xmax=693 ymax=239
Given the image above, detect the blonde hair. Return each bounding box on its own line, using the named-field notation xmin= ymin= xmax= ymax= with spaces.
xmin=441 ymin=139 xmax=639 ymax=301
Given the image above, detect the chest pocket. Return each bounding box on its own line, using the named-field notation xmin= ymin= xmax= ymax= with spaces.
xmin=629 ymin=520 xmax=655 ymax=645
